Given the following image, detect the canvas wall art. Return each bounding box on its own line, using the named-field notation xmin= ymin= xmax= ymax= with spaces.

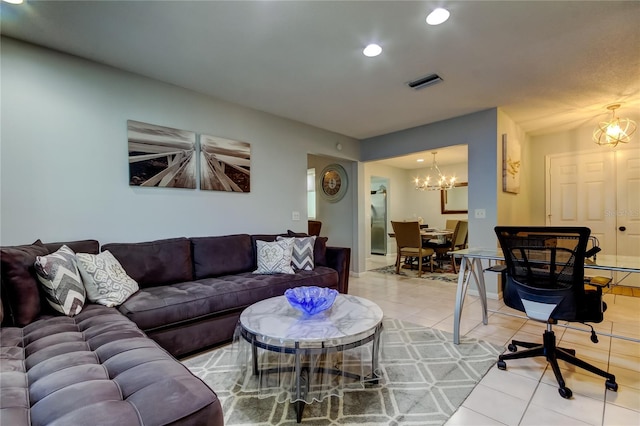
xmin=502 ymin=133 xmax=521 ymax=194
xmin=200 ymin=134 xmax=251 ymax=192
xmin=128 ymin=120 xmax=197 ymax=189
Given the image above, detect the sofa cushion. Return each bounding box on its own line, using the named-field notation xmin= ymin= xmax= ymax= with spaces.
xmin=44 ymin=239 xmax=100 ymax=256
xmin=118 ymin=266 xmax=338 ymax=332
xmin=254 ymin=239 xmax=295 ymax=274
xmin=102 ymin=238 xmax=193 ymax=288
xmin=34 ymin=245 xmax=86 ymax=316
xmin=0 ymin=304 xmax=222 ymax=426
xmin=191 ymin=234 xmax=253 ymax=279
xmin=76 ymin=251 xmax=139 ymax=307
xmin=0 ymin=240 xmax=49 ymax=326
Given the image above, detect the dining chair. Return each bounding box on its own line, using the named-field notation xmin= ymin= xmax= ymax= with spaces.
xmin=308 ymin=220 xmax=322 ymax=236
xmin=425 ymin=220 xmax=468 ymax=273
xmin=391 ymin=221 xmax=434 ymax=277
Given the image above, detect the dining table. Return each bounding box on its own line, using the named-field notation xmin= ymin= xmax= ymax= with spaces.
xmin=388 ymin=228 xmax=453 ymax=243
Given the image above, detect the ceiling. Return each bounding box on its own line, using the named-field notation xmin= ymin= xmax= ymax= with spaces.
xmin=1 ymin=0 xmax=639 ymax=167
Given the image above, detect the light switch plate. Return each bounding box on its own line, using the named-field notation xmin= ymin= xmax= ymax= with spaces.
xmin=292 ymin=211 xmax=301 ymax=221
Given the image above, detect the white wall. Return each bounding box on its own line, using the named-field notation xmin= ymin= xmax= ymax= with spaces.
xmin=528 ymin=113 xmax=640 ymax=225
xmin=0 ymin=38 xmax=359 ymax=246
xmin=497 ymin=109 xmax=530 ymax=226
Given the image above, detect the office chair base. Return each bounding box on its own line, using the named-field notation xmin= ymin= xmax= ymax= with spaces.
xmin=498 ymin=330 xmax=618 ymax=399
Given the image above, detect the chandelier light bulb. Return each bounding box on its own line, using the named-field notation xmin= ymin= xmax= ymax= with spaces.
xmin=414 ymin=152 xmax=456 ymax=191
xmin=593 ymin=104 xmax=637 ymax=147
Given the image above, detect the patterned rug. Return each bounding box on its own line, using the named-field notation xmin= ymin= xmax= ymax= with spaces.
xmin=182 ymin=318 xmax=502 ymax=425
xmin=369 ymin=264 xmax=459 ymax=283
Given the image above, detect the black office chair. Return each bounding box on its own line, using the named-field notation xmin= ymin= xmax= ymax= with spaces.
xmin=494 ymin=226 xmax=618 ymax=399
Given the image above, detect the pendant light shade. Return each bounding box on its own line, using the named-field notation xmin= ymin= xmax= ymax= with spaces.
xmin=593 ymin=104 xmax=637 ymax=147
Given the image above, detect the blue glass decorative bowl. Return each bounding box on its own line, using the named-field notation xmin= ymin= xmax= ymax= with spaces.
xmin=285 ymin=286 xmax=338 ymax=316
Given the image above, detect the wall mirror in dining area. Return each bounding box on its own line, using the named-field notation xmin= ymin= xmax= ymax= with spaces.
xmin=441 ymin=182 xmax=468 ymax=214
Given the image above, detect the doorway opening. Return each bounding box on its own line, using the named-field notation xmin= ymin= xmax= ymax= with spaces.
xmin=371 ymin=177 xmax=389 ymax=255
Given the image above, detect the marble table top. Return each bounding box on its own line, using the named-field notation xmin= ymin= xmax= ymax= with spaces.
xmin=240 ymin=294 xmax=383 ymax=344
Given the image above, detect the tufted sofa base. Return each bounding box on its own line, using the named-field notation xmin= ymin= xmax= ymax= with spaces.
xmin=0 ymin=305 xmax=223 ymax=426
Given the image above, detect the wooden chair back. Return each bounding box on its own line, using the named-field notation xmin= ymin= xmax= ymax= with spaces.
xmin=445 ymin=219 xmax=459 ymax=232
xmin=452 ymin=220 xmax=468 ymax=249
xmin=308 ymin=220 xmax=322 ymax=236
xmin=391 ymin=221 xmax=422 ymax=249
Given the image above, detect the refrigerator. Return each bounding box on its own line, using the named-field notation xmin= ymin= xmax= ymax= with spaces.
xmin=370 ymin=187 xmax=387 ymax=255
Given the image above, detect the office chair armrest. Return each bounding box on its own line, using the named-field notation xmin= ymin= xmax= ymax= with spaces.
xmin=585 ymin=275 xmax=612 ymax=287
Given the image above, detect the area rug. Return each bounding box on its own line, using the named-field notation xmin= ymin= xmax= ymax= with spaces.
xmin=182 ymin=318 xmax=502 ymax=425
xmin=369 ymin=264 xmax=459 ymax=283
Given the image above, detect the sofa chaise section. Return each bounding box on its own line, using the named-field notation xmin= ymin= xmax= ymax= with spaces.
xmin=0 ymin=304 xmax=223 ymax=426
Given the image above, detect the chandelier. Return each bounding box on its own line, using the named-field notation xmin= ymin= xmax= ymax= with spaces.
xmin=414 ymin=152 xmax=456 ymax=191
xmin=593 ymin=104 xmax=637 ymax=147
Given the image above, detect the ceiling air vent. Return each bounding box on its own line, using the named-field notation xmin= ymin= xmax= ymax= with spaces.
xmin=407 ymin=73 xmax=443 ymax=90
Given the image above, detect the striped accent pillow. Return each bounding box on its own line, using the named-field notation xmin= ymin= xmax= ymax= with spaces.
xmin=34 ymin=245 xmax=86 ymax=316
xmin=278 ymin=236 xmax=316 ymax=271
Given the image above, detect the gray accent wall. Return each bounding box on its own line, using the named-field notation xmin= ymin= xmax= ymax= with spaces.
xmin=361 ymin=109 xmax=499 ymax=251
xmin=0 ymin=38 xmax=359 ymax=246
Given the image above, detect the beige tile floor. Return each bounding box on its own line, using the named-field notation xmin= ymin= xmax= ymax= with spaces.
xmin=354 ymin=255 xmax=640 ymax=426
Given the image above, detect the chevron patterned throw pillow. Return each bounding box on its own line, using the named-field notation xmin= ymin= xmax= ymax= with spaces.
xmin=278 ymin=236 xmax=316 ymax=271
xmin=34 ymin=245 xmax=85 ymax=316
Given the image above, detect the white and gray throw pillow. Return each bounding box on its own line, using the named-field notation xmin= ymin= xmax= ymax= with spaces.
xmin=277 ymin=235 xmax=316 ymax=271
xmin=253 ymin=239 xmax=295 ymax=274
xmin=76 ymin=250 xmax=139 ymax=307
xmin=34 ymin=245 xmax=85 ymax=316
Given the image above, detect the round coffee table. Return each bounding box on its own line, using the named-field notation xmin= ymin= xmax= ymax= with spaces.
xmin=238 ymin=294 xmax=383 ymax=423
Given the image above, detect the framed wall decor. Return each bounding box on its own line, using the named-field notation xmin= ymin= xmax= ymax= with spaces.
xmin=502 ymin=133 xmax=521 ymax=194
xmin=441 ymin=182 xmax=468 ymax=214
xmin=200 ymin=134 xmax=251 ymax=192
xmin=319 ymin=164 xmax=348 ymax=202
xmin=128 ymin=120 xmax=196 ymax=189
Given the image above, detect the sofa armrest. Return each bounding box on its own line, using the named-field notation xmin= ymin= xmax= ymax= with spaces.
xmin=325 ymin=246 xmax=351 ymax=294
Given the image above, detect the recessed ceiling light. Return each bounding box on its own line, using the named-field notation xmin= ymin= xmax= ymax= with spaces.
xmin=417 ymin=159 xmax=424 ymax=163
xmin=2 ymin=0 xmax=24 ymax=4
xmin=426 ymin=8 xmax=450 ymax=25
xmin=363 ymin=44 xmax=382 ymax=57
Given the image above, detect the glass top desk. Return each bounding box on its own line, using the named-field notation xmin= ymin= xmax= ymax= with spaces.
xmin=451 ymin=248 xmax=640 ymax=345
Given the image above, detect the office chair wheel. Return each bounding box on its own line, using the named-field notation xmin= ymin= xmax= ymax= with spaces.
xmin=507 ymin=343 xmax=518 ymax=352
xmin=497 ymin=360 xmax=507 ymax=370
xmin=558 ymin=387 xmax=572 ymax=399
xmin=606 ymin=380 xmax=618 ymax=392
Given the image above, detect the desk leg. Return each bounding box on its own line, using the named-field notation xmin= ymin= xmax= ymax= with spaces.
xmin=454 ymin=257 xmax=490 ymax=344
xmin=454 ymin=256 xmax=471 ymax=344
xmin=472 ymin=258 xmax=488 ymax=326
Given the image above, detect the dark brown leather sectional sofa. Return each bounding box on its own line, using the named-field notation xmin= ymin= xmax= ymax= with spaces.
xmin=0 ymin=233 xmax=351 ymax=425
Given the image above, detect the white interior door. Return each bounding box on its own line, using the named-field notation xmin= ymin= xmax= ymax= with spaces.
xmin=547 ymin=147 xmax=640 ymax=287
xmin=547 ymin=151 xmax=616 ymax=254
xmin=616 ymin=148 xmax=640 ymax=257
